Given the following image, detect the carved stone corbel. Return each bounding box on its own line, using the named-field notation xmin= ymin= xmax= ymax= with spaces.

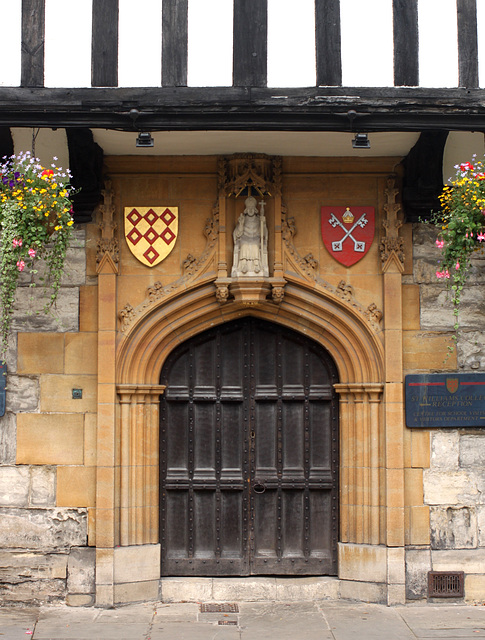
xmin=365 ymin=303 xmax=383 ymax=324
xmin=96 ymin=179 xmax=119 ymax=272
xmin=215 ymin=278 xmax=232 ymax=304
xmin=271 ymin=284 xmax=285 ymax=304
xmin=380 ymin=176 xmax=404 ymax=272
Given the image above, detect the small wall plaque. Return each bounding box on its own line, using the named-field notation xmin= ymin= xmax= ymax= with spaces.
xmin=405 ymin=373 xmax=485 ymax=428
xmin=0 ymin=361 xmax=6 ymax=417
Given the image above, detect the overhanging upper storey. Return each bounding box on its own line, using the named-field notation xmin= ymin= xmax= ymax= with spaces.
xmin=0 ymin=0 xmax=484 ymax=133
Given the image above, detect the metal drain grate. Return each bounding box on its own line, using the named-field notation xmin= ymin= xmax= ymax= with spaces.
xmin=218 ymin=620 xmax=238 ymax=626
xmin=428 ymin=571 xmax=464 ymax=598
xmin=200 ymin=603 xmax=239 ymax=613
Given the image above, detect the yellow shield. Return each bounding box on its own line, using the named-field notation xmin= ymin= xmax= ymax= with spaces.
xmin=124 ymin=207 xmax=178 ymax=267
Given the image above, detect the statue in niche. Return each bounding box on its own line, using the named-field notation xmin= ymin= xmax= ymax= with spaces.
xmin=231 ymin=196 xmax=269 ymax=277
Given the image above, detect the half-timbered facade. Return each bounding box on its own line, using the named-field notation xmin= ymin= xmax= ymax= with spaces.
xmin=1 ymin=0 xmax=485 ymax=607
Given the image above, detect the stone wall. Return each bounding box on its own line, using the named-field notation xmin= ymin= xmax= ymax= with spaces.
xmin=405 ymin=224 xmax=485 ymax=602
xmin=0 ymin=227 xmax=96 ymax=605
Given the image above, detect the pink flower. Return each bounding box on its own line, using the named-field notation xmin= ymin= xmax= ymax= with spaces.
xmin=16 ymin=260 xmax=25 ymax=272
xmin=436 ymin=270 xmax=451 ymax=279
xmin=435 ymin=239 xmax=445 ymax=249
xmin=477 ymin=233 xmax=485 ymax=242
xmin=456 ymin=262 xmax=460 ymax=270
xmin=12 ymin=238 xmax=23 ymax=248
xmin=28 ymin=248 xmax=36 ymax=258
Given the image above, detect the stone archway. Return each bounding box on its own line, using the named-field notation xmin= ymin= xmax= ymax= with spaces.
xmin=114 ymin=281 xmax=385 ymax=556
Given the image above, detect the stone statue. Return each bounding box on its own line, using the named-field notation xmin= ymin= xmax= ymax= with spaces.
xmin=231 ymin=196 xmax=269 ymax=277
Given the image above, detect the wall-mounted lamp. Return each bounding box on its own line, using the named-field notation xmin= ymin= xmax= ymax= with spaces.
xmin=136 ymin=132 xmax=154 ymax=148
xmin=352 ymin=133 xmax=370 ymax=149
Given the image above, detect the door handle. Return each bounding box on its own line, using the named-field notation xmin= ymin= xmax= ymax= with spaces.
xmin=253 ymin=482 xmax=266 ymax=494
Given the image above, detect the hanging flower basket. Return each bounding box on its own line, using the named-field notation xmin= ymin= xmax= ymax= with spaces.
xmin=431 ymin=155 xmax=485 ymax=345
xmin=0 ymin=152 xmax=75 ymax=362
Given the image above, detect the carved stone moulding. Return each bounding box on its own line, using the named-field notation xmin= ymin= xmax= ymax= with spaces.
xmin=219 ymin=153 xmax=282 ymax=198
xmin=229 ymin=279 xmax=272 ymax=306
xmin=215 ymin=277 xmax=287 ymax=306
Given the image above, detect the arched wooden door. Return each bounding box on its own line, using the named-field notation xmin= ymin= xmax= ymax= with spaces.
xmin=159 ymin=318 xmax=339 ymax=576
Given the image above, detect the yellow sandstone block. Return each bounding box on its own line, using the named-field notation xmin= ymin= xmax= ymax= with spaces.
xmin=65 ymin=333 xmax=98 ymax=375
xmin=40 ymin=374 xmax=97 ymax=413
xmin=386 ymin=507 xmax=405 ymax=546
xmin=402 ymin=285 xmax=420 ymax=330
xmin=84 ymin=413 xmax=97 ymax=467
xmin=403 ymin=332 xmax=456 ymax=371
xmin=57 ymin=466 xmax=96 ymax=507
xmin=411 ymin=429 xmax=430 ymax=468
xmin=409 ymin=506 xmax=430 ymax=545
xmin=404 ymin=468 xmax=424 ymax=506
xmin=79 ymin=285 xmax=98 ymax=332
xmin=17 ymin=413 xmax=84 ymax=465
xmin=17 ymin=333 xmax=64 ymax=374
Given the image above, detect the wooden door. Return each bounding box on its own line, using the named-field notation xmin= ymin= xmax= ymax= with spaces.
xmin=160 ymin=318 xmax=339 ymax=576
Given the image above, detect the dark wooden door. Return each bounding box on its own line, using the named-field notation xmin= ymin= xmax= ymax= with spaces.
xmin=160 ymin=318 xmax=339 ymax=576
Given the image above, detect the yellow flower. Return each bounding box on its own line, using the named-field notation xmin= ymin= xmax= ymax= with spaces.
xmin=67 ymin=220 xmax=74 ymax=226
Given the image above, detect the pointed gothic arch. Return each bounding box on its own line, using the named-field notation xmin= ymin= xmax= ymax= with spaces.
xmin=115 ymin=280 xmax=385 ymax=552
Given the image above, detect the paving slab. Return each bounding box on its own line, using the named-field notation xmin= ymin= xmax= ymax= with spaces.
xmin=32 ymin=622 xmax=151 ymax=640
xmin=2 ymin=599 xmax=485 ymax=640
xmin=149 ymin=622 xmax=240 ymax=639
xmin=396 ymin=604 xmax=485 ymax=639
xmin=154 ymin=602 xmax=199 ymax=621
xmin=238 ymin=602 xmax=333 ymax=639
xmin=321 ymin=602 xmax=416 ymax=640
xmin=0 ymin=607 xmax=38 ymax=640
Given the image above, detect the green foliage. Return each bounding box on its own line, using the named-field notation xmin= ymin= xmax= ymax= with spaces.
xmin=0 ymin=152 xmax=75 ymax=361
xmin=430 ymin=156 xmax=485 ymax=344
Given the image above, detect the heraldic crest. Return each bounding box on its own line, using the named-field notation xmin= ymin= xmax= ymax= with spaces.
xmin=124 ymin=206 xmax=178 ymax=267
xmin=321 ymin=206 xmax=375 ymax=267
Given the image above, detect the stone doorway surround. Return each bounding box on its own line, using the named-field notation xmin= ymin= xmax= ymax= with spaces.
xmin=93 ymin=156 xmax=407 ymax=607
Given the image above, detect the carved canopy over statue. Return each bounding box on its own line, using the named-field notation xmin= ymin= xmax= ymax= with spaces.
xmin=231 ymin=196 xmax=269 ymax=277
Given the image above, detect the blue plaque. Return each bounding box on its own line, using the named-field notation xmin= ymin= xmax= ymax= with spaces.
xmin=405 ymin=373 xmax=485 ymax=428
xmin=0 ymin=361 xmax=6 ymax=417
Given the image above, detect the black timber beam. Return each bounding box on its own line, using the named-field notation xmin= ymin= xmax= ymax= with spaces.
xmin=21 ymin=0 xmax=45 ymax=87
xmin=0 ymin=87 xmax=484 ymax=132
xmin=233 ymin=0 xmax=267 ymax=87
xmin=0 ymin=127 xmax=14 ymax=159
xmin=315 ymin=0 xmax=342 ymax=86
xmin=457 ymin=0 xmax=479 ymax=88
xmin=162 ymin=0 xmax=188 ymax=87
xmin=66 ymin=129 xmax=104 ymax=224
xmin=402 ymin=131 xmax=449 ymax=222
xmin=393 ymin=0 xmax=419 ymax=87
xmin=92 ymin=0 xmax=119 ymax=87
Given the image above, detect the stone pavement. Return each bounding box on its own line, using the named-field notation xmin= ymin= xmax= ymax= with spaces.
xmin=1 ymin=600 xmax=485 ymax=640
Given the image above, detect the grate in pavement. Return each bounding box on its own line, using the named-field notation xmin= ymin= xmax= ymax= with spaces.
xmin=200 ymin=603 xmax=239 ymax=613
xmin=218 ymin=620 xmax=238 ymax=626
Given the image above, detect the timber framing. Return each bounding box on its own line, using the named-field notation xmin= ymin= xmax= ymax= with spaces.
xmin=0 ymin=86 xmax=485 ymax=132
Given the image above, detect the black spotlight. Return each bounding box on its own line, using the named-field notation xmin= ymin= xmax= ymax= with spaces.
xmin=352 ymin=133 xmax=370 ymax=149
xmin=136 ymin=132 xmax=154 ymax=148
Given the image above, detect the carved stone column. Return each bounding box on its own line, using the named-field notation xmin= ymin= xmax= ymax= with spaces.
xmin=95 ymin=181 xmax=120 ymax=607
xmin=380 ymin=175 xmax=406 ymax=605
xmin=117 ymin=384 xmax=166 ymax=546
xmin=334 ymin=383 xmax=384 ymax=546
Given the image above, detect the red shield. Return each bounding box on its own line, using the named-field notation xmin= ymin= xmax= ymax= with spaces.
xmin=446 ymin=378 xmax=459 ymax=394
xmin=321 ymin=206 xmax=375 ymax=267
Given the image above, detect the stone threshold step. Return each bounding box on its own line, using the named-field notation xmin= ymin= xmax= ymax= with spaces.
xmin=160 ymin=576 xmax=341 ymax=603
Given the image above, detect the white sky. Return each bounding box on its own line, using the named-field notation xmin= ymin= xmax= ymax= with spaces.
xmin=0 ymin=0 xmax=483 ymax=88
